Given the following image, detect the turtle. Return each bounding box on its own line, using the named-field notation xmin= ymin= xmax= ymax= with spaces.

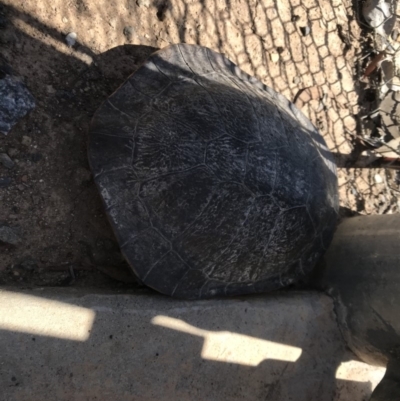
xmin=88 ymin=44 xmax=339 ymax=299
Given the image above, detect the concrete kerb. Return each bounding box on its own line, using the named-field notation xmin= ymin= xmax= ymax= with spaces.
xmin=0 ymin=288 xmax=385 ymax=401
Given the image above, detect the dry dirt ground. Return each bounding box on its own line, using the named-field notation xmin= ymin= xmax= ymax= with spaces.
xmin=0 ymin=0 xmax=399 ymax=287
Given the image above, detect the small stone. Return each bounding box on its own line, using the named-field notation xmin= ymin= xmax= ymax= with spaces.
xmin=62 ymin=17 xmax=68 ymax=23
xmin=0 ymin=177 xmax=11 ymax=187
xmin=293 ymin=76 xmax=301 ymax=85
xmin=7 ymin=148 xmax=18 ymax=157
xmin=362 ymin=0 xmax=394 ymax=36
xmin=21 ymin=175 xmax=28 ymax=183
xmin=21 ymin=135 xmax=32 ymax=146
xmin=0 ymin=225 xmax=20 ymax=245
xmin=300 ymin=26 xmax=311 ymax=36
xmin=65 ymin=32 xmax=77 ymax=47
xmin=270 ymin=52 xmax=280 ymax=63
xmin=0 ymin=75 xmax=35 ymax=135
xmin=17 ymin=184 xmax=25 ymax=191
xmin=137 ymin=0 xmax=152 ymax=7
xmin=123 ymin=26 xmax=135 ymax=41
xmin=374 ymin=174 xmax=383 ymax=183
xmin=0 ymin=153 xmax=14 ymax=169
xmin=291 ymin=15 xmax=300 ymax=22
xmin=108 ymin=18 xmax=117 ymax=29
xmin=46 ymin=85 xmax=56 ymax=94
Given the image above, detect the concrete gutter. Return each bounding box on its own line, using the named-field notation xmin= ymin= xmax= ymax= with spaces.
xmin=0 ymin=289 xmax=385 ymax=401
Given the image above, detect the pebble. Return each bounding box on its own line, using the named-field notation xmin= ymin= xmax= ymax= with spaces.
xmin=7 ymin=147 xmax=18 ymax=157
xmin=123 ymin=26 xmax=135 ymax=41
xmin=0 ymin=225 xmax=21 ymax=245
xmin=374 ymin=174 xmax=383 ymax=183
xmin=21 ymin=135 xmax=32 ymax=146
xmin=300 ymin=26 xmax=310 ymax=36
xmin=17 ymin=184 xmax=25 ymax=191
xmin=108 ymin=18 xmax=117 ymax=29
xmin=21 ymin=175 xmax=28 ymax=183
xmin=0 ymin=153 xmax=14 ymax=169
xmin=0 ymin=177 xmax=11 ymax=187
xmin=65 ymin=32 xmax=77 ymax=47
xmin=62 ymin=17 xmax=69 ymax=23
xmin=293 ymin=76 xmax=301 ymax=84
xmin=381 ymin=60 xmax=400 ymax=93
xmin=0 ymin=75 xmax=35 ymax=135
xmin=362 ymin=0 xmax=390 ymax=29
xmin=137 ymin=0 xmax=152 ymax=7
xmin=270 ymin=52 xmax=280 ymax=63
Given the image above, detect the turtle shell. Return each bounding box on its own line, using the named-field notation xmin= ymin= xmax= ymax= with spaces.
xmin=88 ymin=44 xmax=338 ymax=299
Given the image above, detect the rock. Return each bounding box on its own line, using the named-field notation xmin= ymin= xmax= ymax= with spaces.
xmin=137 ymin=0 xmax=152 ymax=7
xmin=293 ymin=76 xmax=301 ymax=85
xmin=62 ymin=17 xmax=68 ymax=23
xmin=300 ymin=26 xmax=310 ymax=36
xmin=380 ymin=60 xmax=400 ymax=93
xmin=291 ymin=15 xmax=300 ymax=22
xmin=0 ymin=225 xmax=20 ymax=245
xmin=21 ymin=175 xmax=28 ymax=183
xmin=0 ymin=153 xmax=14 ymax=169
xmin=65 ymin=32 xmax=77 ymax=47
xmin=108 ymin=18 xmax=117 ymax=29
xmin=270 ymin=52 xmax=280 ymax=63
xmin=123 ymin=26 xmax=135 ymax=41
xmin=7 ymin=148 xmax=18 ymax=157
xmin=379 ymin=90 xmax=400 ymax=138
xmin=362 ymin=0 xmax=395 ymax=37
xmin=0 ymin=75 xmax=35 ymax=135
xmin=0 ymin=177 xmax=11 ymax=187
xmin=21 ymin=135 xmax=32 ymax=146
xmin=374 ymin=173 xmax=383 ymax=183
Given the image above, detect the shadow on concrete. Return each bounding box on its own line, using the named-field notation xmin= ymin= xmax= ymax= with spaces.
xmin=0 ymin=289 xmax=383 ymax=401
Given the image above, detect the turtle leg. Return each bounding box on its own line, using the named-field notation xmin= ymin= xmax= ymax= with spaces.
xmin=370 ymin=358 xmax=400 ymax=401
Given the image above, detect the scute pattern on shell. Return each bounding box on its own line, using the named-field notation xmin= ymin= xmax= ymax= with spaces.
xmin=89 ymin=44 xmax=339 ymax=299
